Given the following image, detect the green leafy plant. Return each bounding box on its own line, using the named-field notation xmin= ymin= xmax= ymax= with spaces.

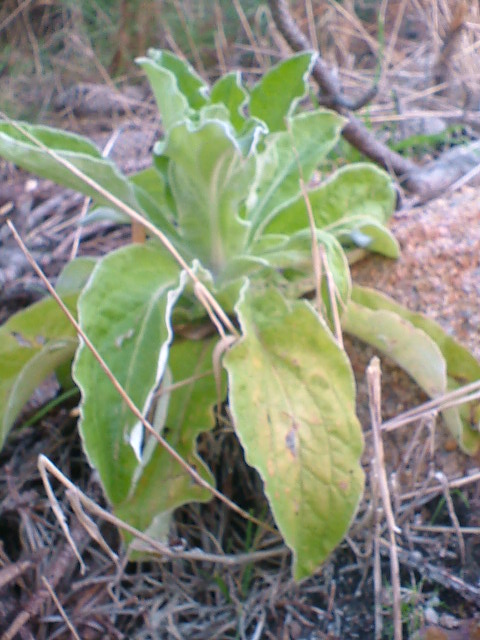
xmin=1 ymin=50 xmax=479 ymax=581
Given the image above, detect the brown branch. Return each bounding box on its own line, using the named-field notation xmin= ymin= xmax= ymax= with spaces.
xmin=268 ymin=0 xmax=378 ymax=111
xmin=433 ymin=0 xmax=468 ymax=89
xmin=267 ymin=0 xmax=418 ymax=182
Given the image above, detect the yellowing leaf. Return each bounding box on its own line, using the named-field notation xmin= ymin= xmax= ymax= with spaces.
xmin=345 ymin=286 xmax=480 ymax=454
xmin=224 ymin=286 xmax=364 ymax=580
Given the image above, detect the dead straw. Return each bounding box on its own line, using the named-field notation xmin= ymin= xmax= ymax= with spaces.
xmin=367 ymin=356 xmax=402 ymax=640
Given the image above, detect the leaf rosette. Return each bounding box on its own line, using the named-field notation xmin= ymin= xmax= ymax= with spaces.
xmin=0 ymin=49 xmax=478 ymax=580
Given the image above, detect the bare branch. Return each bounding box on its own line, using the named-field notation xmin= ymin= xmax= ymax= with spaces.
xmin=268 ymin=0 xmax=416 ymax=181
xmin=268 ymin=0 xmax=378 ymax=110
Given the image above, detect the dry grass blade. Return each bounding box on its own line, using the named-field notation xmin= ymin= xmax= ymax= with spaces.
xmin=319 ymin=245 xmax=344 ymax=349
xmin=232 ymin=0 xmax=266 ymax=70
xmin=0 ymin=560 xmax=32 ymax=590
xmin=214 ymin=0 xmax=228 ymax=76
xmin=304 ymin=0 xmax=318 ymax=52
xmin=401 ymin=467 xmax=480 ymax=502
xmin=41 ymin=576 xmax=82 ymax=640
xmin=367 ymin=356 xmax=402 ymax=640
xmin=379 ymin=539 xmax=480 ymax=605
xmin=171 ymin=0 xmax=206 ymax=77
xmin=382 ymin=0 xmax=408 ymax=82
xmin=70 ymin=126 xmax=124 ymax=259
xmin=383 ymin=380 xmax=480 ymax=432
xmin=372 ymin=463 xmax=383 ymax=640
xmin=0 ymin=0 xmax=34 ymax=36
xmin=38 ymin=455 xmax=285 ymax=565
xmin=328 ymin=0 xmax=379 ymax=54
xmin=37 ymin=446 xmax=87 ymax=574
xmin=67 ymin=489 xmax=119 ymax=564
xmin=286 ymin=119 xmax=344 ymax=347
xmin=1 ymin=611 xmax=30 ymax=640
xmin=434 ymin=471 xmax=465 ymax=564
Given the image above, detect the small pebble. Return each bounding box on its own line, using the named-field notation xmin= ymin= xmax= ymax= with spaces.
xmin=424 ymin=606 xmax=439 ymax=625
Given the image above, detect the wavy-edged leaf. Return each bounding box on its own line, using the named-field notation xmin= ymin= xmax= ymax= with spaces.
xmin=211 ymin=71 xmax=248 ymax=131
xmin=248 ymin=110 xmax=345 ymax=238
xmin=0 ymin=122 xmax=139 ymax=212
xmin=349 ymin=286 xmax=480 ymax=454
xmin=116 ymin=337 xmax=222 ymax=538
xmin=264 ymin=164 xmax=396 ymax=236
xmin=157 ymin=120 xmax=254 ymax=273
xmin=0 ymin=296 xmax=78 ymax=449
xmin=249 ymin=52 xmax=316 ymax=132
xmin=332 ymin=217 xmax=400 ymax=258
xmin=236 ymin=117 xmax=268 ymax=157
xmin=224 ymin=286 xmax=364 ymax=580
xmin=147 ymin=49 xmax=208 ymax=110
xmin=199 ymin=104 xmax=234 ymax=126
xmin=137 ymin=49 xmax=207 ymax=130
xmin=73 ymin=243 xmax=184 ymax=506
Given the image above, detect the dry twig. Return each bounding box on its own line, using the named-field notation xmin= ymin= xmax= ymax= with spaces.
xmin=267 ymin=0 xmax=480 ymax=200
xmin=367 ymin=357 xmax=402 ymax=640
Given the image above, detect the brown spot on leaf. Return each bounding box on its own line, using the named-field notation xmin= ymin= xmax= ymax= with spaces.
xmin=10 ymin=331 xmax=33 ymax=347
xmin=285 ymin=426 xmax=297 ymax=458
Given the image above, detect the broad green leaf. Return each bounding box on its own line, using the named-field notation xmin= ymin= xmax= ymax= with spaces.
xmin=137 ymin=49 xmax=207 ymax=130
xmin=351 ymin=286 xmax=480 ymax=382
xmin=342 ymin=303 xmax=447 ymax=398
xmin=73 ymin=243 xmax=183 ymax=506
xmin=129 ymin=167 xmax=180 ymax=237
xmin=137 ymin=57 xmax=189 ymax=131
xmin=129 ymin=166 xmax=166 ymax=201
xmin=349 ymin=286 xmax=480 ymax=453
xmin=248 ymin=110 xmax=345 ymax=238
xmin=211 ymin=71 xmax=248 ymax=131
xmin=116 ymin=337 xmax=221 ymax=536
xmin=0 ymin=296 xmax=78 ymax=449
xmin=55 ymin=257 xmax=96 ymax=295
xmin=157 ymin=120 xmax=254 ymax=273
xmin=249 ymin=52 xmax=316 ymax=132
xmin=264 ymin=164 xmax=396 ymax=236
xmin=0 ymin=122 xmax=139 ymax=212
xmin=147 ymin=49 xmax=208 ymax=110
xmin=151 ymin=154 xmax=178 ymax=222
xmin=224 ymin=286 xmax=364 ymax=580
